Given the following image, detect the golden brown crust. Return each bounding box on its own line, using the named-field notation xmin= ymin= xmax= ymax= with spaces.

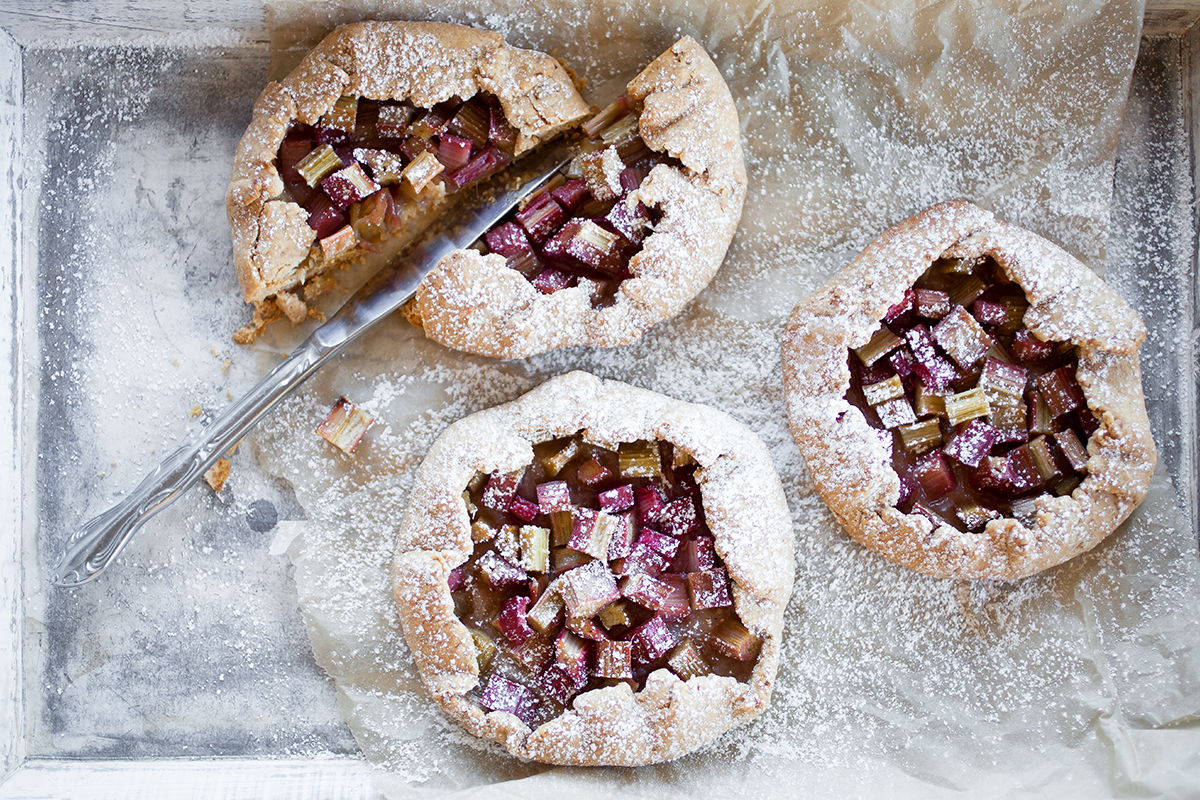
xmin=226 ymin=21 xmax=589 ymax=317
xmin=392 ymin=371 xmax=793 ymax=765
xmin=409 ymin=37 xmax=747 ymax=359
xmin=780 ymin=200 xmax=1156 ymax=581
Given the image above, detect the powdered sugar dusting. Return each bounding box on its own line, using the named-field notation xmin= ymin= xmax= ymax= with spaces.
xmin=20 ymin=0 xmax=1199 ymax=795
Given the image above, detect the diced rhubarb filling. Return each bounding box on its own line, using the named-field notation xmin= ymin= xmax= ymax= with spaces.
xmin=453 ymin=435 xmax=759 ymax=729
xmin=474 ymin=95 xmax=673 ymax=308
xmin=845 ymin=254 xmax=1092 ymax=532
xmin=273 ymin=93 xmax=519 ymax=265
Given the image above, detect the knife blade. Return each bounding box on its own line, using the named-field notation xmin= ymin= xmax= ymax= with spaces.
xmin=53 ymin=137 xmax=575 ymax=587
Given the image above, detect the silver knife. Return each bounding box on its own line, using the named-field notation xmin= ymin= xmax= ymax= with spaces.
xmin=53 ymin=138 xmax=574 ymax=587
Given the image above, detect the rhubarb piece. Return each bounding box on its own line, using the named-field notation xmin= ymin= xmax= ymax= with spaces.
xmin=486 ymin=221 xmax=533 ymax=259
xmin=540 ymin=439 xmax=581 ymax=476
xmin=1006 ymin=445 xmax=1043 ymax=493
xmin=914 ymin=289 xmax=951 ymax=319
xmin=675 ymin=537 xmax=716 ymax=573
xmin=1011 ymin=329 xmax=1054 ymax=362
xmin=509 ymin=494 xmax=540 ymax=524
xmin=634 ymin=485 xmax=666 ymax=524
xmin=884 ymin=288 xmax=915 ymax=322
xmin=305 ymin=191 xmax=345 ymax=238
xmin=560 ymin=560 xmax=620 ymax=618
xmin=686 ymin=568 xmax=732 ymax=610
xmin=932 ymin=306 xmax=992 ymax=369
xmin=666 ymin=638 xmax=711 ymax=680
xmin=912 ymin=450 xmax=955 ymax=498
xmin=436 ymin=133 xmax=473 ymax=171
xmin=544 ymin=219 xmax=622 ymax=274
xmin=620 ymin=573 xmax=671 ymax=610
xmin=447 ymin=100 xmax=490 ymax=146
xmin=497 ymin=595 xmax=536 ymax=645
xmin=956 ymin=502 xmax=1000 ymax=531
xmin=629 ymin=616 xmax=677 ymax=663
xmin=1029 ymin=391 xmax=1054 ymax=435
xmin=854 ymin=326 xmax=903 ymax=366
xmin=565 ymin=615 xmax=609 ymax=641
xmin=322 ymin=163 xmax=381 ymax=210
xmin=979 ymin=357 xmax=1027 ymax=407
xmin=905 ymin=325 xmax=959 ymax=390
xmin=888 ymin=348 xmax=916 ymax=379
xmin=480 ymin=674 xmax=536 ymax=724
xmin=637 ymin=529 xmax=681 ymax=561
xmin=943 ymin=419 xmax=999 ymax=468
xmin=593 ymin=640 xmax=633 ymax=679
xmin=316 ymin=396 xmax=375 ymax=453
xmin=656 ymin=574 xmax=691 ymax=620
xmin=598 ymin=484 xmax=635 ymax=513
xmin=897 ymin=419 xmax=942 ymax=457
xmin=482 ymin=472 xmax=520 ymax=512
xmin=447 ymin=565 xmax=467 ymax=592
xmin=618 ymin=441 xmax=662 ymax=478
xmin=598 ymin=599 xmax=636 ymax=631
xmin=520 ymin=525 xmax=551 ymax=573
xmin=375 ymin=103 xmax=416 ymax=137
xmin=531 ymin=267 xmax=572 ymax=294
xmin=990 ymin=404 xmax=1029 ymax=445
xmin=477 ymin=550 xmax=528 ymax=589
xmin=527 ymin=586 xmax=564 ymax=634
xmin=551 ymin=178 xmax=591 ymax=212
xmin=400 ymin=150 xmax=444 ymax=194
xmin=1055 ymin=429 xmax=1089 ymax=472
xmin=1027 ymin=435 xmax=1063 ymax=482
xmin=913 ymin=384 xmax=946 ymax=417
xmin=710 ymin=618 xmax=759 ymax=661
xmin=948 ymin=274 xmax=987 ymax=307
xmin=604 ymin=197 xmax=652 ymax=244
xmin=581 ymin=95 xmax=631 ymax=137
xmin=555 ymin=629 xmax=591 ymax=685
xmin=568 ymin=508 xmax=617 ymax=559
xmin=606 ymin=512 xmax=637 ymax=561
xmin=549 ymin=510 xmax=574 ymax=548
xmin=657 ymin=498 xmax=698 ymax=538
xmin=348 ymin=187 xmax=393 ymax=240
xmin=539 ymin=664 xmax=581 ymax=705
xmin=320 ymin=95 xmax=358 ymax=134
xmin=319 ymin=224 xmax=360 ymax=260
xmin=1054 ymin=474 xmax=1082 ymax=496
xmin=1036 ymin=366 xmax=1085 ymax=418
xmin=551 ymin=547 xmax=592 ymax=573
xmin=875 ymin=398 xmax=917 ymax=429
xmin=296 ymin=143 xmax=343 ymax=187
xmin=863 ymin=375 xmax=904 ymax=406
xmin=576 ymin=456 xmax=612 ymax=485
xmin=446 ymin=145 xmax=509 ymax=190
xmin=277 ymin=137 xmax=313 ymax=185
xmin=516 ymin=191 xmax=567 ymax=244
xmin=969 ymin=298 xmax=1008 ymax=326
xmin=944 ymin=387 xmax=990 ymax=426
xmin=537 ymin=481 xmax=572 ymax=513
xmin=471 ymin=629 xmax=497 ymax=674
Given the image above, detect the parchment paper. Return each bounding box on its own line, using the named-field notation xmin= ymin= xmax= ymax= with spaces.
xmin=246 ymin=1 xmax=1200 ymax=796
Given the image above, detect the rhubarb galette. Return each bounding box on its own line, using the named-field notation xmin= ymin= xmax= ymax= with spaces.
xmin=226 ymin=21 xmax=590 ymax=342
xmin=392 ymin=371 xmax=792 ymax=765
xmin=404 ymin=36 xmax=747 ymax=358
xmin=781 ymin=200 xmax=1155 ymax=581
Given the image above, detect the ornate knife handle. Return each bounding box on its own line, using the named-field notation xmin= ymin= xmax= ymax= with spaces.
xmin=53 ymin=339 xmax=333 ymax=587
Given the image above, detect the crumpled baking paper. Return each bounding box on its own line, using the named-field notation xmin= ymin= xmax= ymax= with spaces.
xmin=249 ymin=0 xmax=1200 ymax=796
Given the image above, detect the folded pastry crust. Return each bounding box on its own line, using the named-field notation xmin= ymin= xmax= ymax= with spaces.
xmin=781 ymin=200 xmax=1156 ymax=581
xmin=406 ymin=37 xmax=747 ymax=359
xmin=392 ymin=371 xmax=793 ymax=765
xmin=226 ymin=21 xmax=589 ymax=338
